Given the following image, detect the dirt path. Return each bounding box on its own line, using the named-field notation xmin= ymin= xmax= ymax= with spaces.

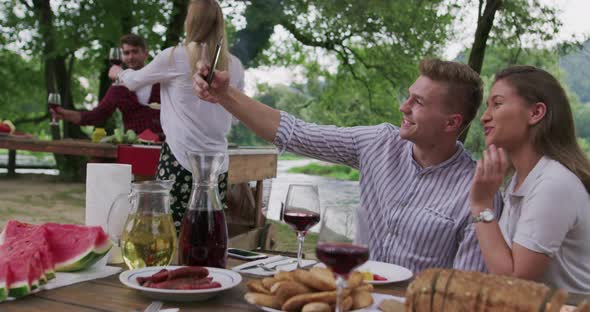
xmin=0 ymin=174 xmax=85 ymax=229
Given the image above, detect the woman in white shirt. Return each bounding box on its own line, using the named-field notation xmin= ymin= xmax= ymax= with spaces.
xmin=109 ymin=0 xmax=245 ymax=232
xmin=469 ymin=65 xmax=590 ymax=297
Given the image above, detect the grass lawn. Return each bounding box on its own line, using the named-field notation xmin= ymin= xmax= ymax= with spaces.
xmin=0 ymin=174 xmax=321 ymax=259
xmin=278 ymin=152 xmax=305 ymax=160
xmin=288 ymin=162 xmax=359 ymax=181
xmin=267 ymin=219 xmax=319 ymax=259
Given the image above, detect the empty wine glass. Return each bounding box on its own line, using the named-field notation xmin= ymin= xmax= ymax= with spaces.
xmin=48 ymin=93 xmax=61 ymax=125
xmin=109 ymin=47 xmax=123 ymax=85
xmin=282 ymin=184 xmax=321 ymax=269
xmin=316 ymin=206 xmax=369 ymax=312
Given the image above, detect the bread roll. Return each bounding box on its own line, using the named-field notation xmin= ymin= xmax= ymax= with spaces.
xmin=301 ymin=302 xmax=331 ymax=312
xmin=405 ymin=269 xmax=568 ymax=312
xmin=244 ymin=292 xmax=282 ymax=309
xmin=247 ymin=279 xmax=270 ymax=294
xmin=262 ymin=277 xmax=280 ymax=290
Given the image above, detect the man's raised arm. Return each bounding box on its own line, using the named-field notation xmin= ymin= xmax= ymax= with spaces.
xmin=192 ymin=63 xmax=280 ymax=142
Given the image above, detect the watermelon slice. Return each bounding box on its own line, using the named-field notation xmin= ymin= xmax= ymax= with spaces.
xmin=0 ymin=260 xmax=8 ymax=301
xmin=0 ymin=222 xmax=55 ymax=281
xmin=0 ymin=220 xmax=112 ymax=300
xmin=43 ymin=223 xmax=112 ymax=272
xmin=0 ymin=247 xmax=32 ymax=298
xmin=138 ymin=129 xmax=160 ymax=143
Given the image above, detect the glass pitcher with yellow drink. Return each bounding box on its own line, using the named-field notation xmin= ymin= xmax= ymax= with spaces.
xmin=107 ymin=180 xmax=177 ymax=269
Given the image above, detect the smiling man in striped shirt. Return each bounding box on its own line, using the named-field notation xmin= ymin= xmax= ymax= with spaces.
xmin=193 ymin=58 xmax=502 ymax=273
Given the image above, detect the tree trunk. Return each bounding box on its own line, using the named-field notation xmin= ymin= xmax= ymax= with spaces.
xmin=163 ymin=0 xmax=189 ymax=48
xmin=460 ymin=0 xmax=502 ymax=142
xmin=33 ymin=0 xmax=87 ymax=181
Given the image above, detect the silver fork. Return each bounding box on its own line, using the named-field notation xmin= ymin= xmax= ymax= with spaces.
xmin=143 ymin=301 xmax=163 ymax=312
xmin=258 ymin=259 xmax=298 ymax=272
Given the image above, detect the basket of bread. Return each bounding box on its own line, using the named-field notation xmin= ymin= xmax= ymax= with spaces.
xmin=244 ymin=267 xmax=375 ymax=311
xmin=398 ymin=268 xmax=590 ymax=312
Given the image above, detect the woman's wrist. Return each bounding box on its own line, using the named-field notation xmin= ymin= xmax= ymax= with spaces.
xmin=471 ymin=199 xmax=494 ymax=215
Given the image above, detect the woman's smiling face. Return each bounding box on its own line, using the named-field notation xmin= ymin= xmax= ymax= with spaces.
xmin=481 ymin=79 xmax=533 ymax=150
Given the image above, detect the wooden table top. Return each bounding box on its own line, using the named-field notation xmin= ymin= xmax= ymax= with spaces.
xmin=0 ymin=136 xmax=278 ymax=184
xmin=1 ymin=258 xmax=409 ymax=312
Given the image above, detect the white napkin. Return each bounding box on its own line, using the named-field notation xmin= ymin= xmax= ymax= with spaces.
xmin=361 ymin=293 xmax=405 ymax=311
xmin=232 ymin=255 xmax=317 ymax=277
xmin=44 ymin=265 xmax=122 ymax=290
xmin=85 ymin=163 xmax=132 ymax=264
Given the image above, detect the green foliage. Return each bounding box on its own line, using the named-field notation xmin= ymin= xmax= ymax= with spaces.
xmin=289 ymin=163 xmax=359 ymax=181
xmin=228 ymin=83 xmax=312 ymax=146
xmin=249 ymin=1 xmax=459 ymax=127
xmin=494 ymin=1 xmax=560 ymax=41
xmin=560 ymin=41 xmax=590 ymax=103
xmin=0 ymin=50 xmax=47 ymax=133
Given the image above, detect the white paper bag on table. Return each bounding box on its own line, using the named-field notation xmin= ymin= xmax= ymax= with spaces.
xmin=85 ymin=163 xmax=132 ymax=264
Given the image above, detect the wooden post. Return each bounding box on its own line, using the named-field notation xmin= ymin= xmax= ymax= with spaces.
xmin=7 ymin=149 xmax=16 ymax=177
xmin=255 ymin=180 xmax=266 ymax=227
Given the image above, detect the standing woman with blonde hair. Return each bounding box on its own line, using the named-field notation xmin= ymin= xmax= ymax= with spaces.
xmin=109 ymin=0 xmax=245 ymax=233
xmin=469 ymin=66 xmax=590 ymax=297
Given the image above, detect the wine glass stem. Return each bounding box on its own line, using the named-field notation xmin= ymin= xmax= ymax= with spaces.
xmin=296 ymin=231 xmax=305 ymax=269
xmin=335 ymin=275 xmax=347 ymax=312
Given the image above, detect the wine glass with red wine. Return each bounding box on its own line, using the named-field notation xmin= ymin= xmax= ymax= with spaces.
xmin=48 ymin=93 xmax=61 ymax=125
xmin=109 ymin=47 xmax=123 ymax=85
xmin=282 ymin=184 xmax=321 ymax=269
xmin=109 ymin=47 xmax=123 ymax=66
xmin=316 ymin=208 xmax=369 ymax=312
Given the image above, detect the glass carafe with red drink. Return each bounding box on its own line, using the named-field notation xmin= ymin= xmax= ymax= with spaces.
xmin=178 ymin=151 xmax=228 ymax=268
xmin=282 ymin=184 xmax=321 ymax=268
xmin=316 ymin=206 xmax=369 ymax=312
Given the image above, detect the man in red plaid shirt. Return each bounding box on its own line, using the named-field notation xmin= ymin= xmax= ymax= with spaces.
xmin=52 ymin=34 xmax=162 ymax=138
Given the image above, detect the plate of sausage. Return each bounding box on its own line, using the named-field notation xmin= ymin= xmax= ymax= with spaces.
xmin=119 ymin=265 xmax=242 ymax=302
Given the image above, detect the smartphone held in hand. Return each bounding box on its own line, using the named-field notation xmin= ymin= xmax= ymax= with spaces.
xmin=206 ymin=37 xmax=223 ymax=85
xmin=227 ymin=248 xmax=268 ymax=260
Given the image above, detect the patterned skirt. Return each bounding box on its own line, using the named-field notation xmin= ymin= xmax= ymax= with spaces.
xmin=156 ymin=142 xmax=228 ymax=234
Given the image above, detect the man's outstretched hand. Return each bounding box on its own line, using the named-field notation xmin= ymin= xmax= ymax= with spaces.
xmin=192 ymin=60 xmax=230 ymax=104
xmin=51 ymin=107 xmax=81 ymax=124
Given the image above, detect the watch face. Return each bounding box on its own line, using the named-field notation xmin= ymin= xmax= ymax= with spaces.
xmin=481 ymin=209 xmax=495 ymax=222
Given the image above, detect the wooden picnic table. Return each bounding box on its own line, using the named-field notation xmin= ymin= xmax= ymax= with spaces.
xmin=1 ymin=258 xmax=409 ymax=311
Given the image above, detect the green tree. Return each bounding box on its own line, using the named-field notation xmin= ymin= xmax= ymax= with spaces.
xmin=0 ymin=0 xmax=168 ymax=180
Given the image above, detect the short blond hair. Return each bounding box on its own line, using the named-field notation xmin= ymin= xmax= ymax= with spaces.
xmin=419 ymin=59 xmax=483 ymax=130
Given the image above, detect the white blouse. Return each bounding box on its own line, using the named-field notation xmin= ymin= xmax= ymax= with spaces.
xmin=119 ymin=45 xmax=245 ymax=172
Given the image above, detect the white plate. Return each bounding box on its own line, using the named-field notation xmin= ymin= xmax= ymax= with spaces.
xmin=258 ymin=293 xmax=405 ymax=312
xmin=314 ymin=260 xmax=413 ymax=285
xmin=119 ymin=265 xmax=242 ymax=302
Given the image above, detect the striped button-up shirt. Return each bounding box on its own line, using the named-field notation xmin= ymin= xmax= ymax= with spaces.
xmin=274 ymin=112 xmax=501 ymax=273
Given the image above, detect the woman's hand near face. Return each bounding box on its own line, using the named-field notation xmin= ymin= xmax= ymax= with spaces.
xmin=470 ymin=144 xmax=509 ymax=213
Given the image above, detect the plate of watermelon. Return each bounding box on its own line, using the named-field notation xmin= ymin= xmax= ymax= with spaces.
xmin=119 ymin=265 xmax=242 ymax=302
xmin=0 ymin=220 xmax=113 ymax=301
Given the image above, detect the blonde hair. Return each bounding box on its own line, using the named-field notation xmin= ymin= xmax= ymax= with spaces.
xmin=183 ymin=0 xmax=229 ymax=75
xmin=495 ymin=66 xmax=590 ymax=192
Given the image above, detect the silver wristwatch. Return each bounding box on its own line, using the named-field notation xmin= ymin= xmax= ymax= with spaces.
xmin=472 ymin=208 xmax=495 ymax=223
